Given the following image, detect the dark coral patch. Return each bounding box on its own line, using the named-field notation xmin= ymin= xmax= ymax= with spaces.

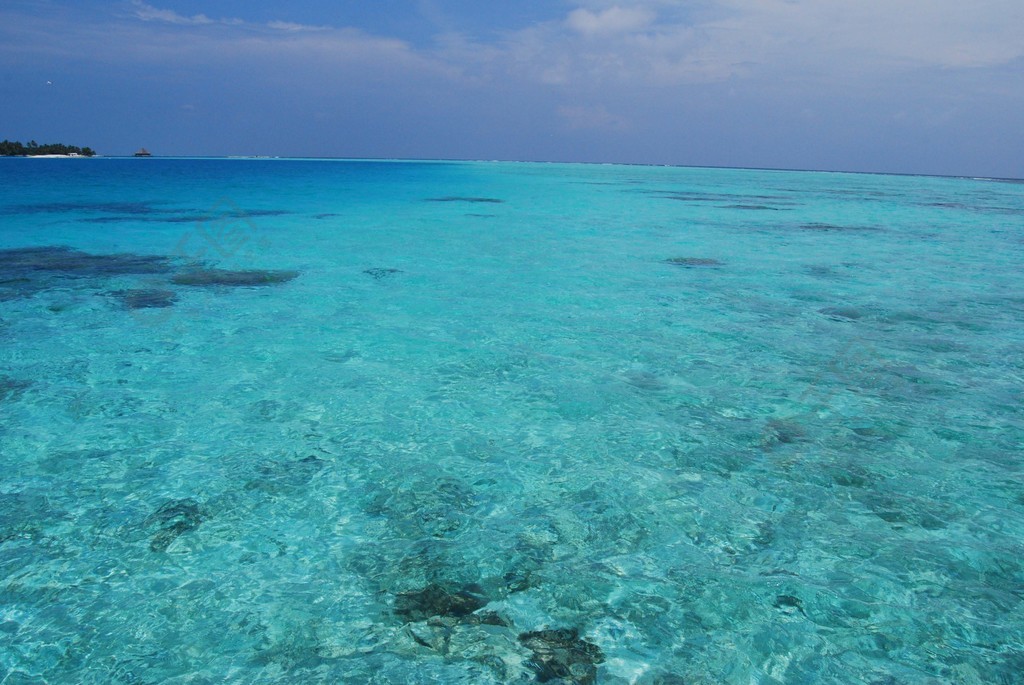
xmin=518 ymin=628 xmax=604 ymax=685
xmin=800 ymin=223 xmax=881 ymax=232
xmin=465 ymin=611 xmax=510 ymax=627
xmin=664 ymin=257 xmax=724 ymax=267
xmin=111 ymin=288 xmax=178 ymax=309
xmin=653 ymin=191 xmax=792 ymax=205
xmin=171 ymin=269 xmax=299 ymax=287
xmin=761 ymin=419 xmax=808 ymax=448
xmin=774 ymin=594 xmax=806 ymax=615
xmin=0 ymin=376 xmax=32 ymax=402
xmin=829 ymin=465 xmax=875 ymax=488
xmin=231 ymin=209 xmax=290 ymax=218
xmin=366 ymin=477 xmax=474 ymax=539
xmin=246 ymin=455 xmax=327 ymax=494
xmin=1 ymin=247 xmax=300 ymax=305
xmin=719 ymin=204 xmax=783 ymax=210
xmin=394 ymin=583 xmax=488 ymax=622
xmin=79 ymin=217 xmax=143 ymax=224
xmin=657 ymin=193 xmax=721 ymax=202
xmin=145 ymin=498 xmax=204 ymax=552
xmin=0 ymin=246 xmax=172 ymax=278
xmin=153 ymin=209 xmax=291 ymax=224
xmin=425 ymin=197 xmax=504 ymax=204
xmin=81 ymin=208 xmax=291 ymax=224
xmin=3 ymin=201 xmax=157 ymax=216
xmin=819 ymin=306 xmax=863 ymax=321
xmin=364 ymin=266 xmax=403 ymax=278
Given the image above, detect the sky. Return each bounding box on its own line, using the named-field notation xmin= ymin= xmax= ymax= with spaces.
xmin=1 ymin=0 xmax=1023 ymax=176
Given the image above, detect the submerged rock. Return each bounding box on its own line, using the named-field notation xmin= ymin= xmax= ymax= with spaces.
xmin=395 ymin=583 xmax=488 ymax=622
xmin=800 ymin=223 xmax=880 ymax=232
xmin=0 ymin=246 xmax=172 ymax=278
xmin=406 ymin=622 xmax=454 ymax=654
xmin=145 ymin=498 xmax=204 ymax=552
xmin=4 ymin=201 xmax=156 ymax=216
xmin=171 ymin=268 xmax=299 ymax=287
xmin=363 ymin=268 xmax=403 ymax=280
xmin=153 ymin=208 xmax=291 ymax=224
xmin=806 ymin=265 xmax=841 ymax=280
xmin=425 ymin=197 xmax=504 ymax=204
xmin=829 ymin=465 xmax=875 ymax=488
xmin=247 ymin=455 xmax=327 ymax=494
xmin=819 ymin=306 xmax=863 ymax=321
xmin=503 ymin=569 xmax=541 ymax=595
xmin=622 ymin=369 xmax=667 ymax=391
xmin=0 ymin=376 xmax=32 ymax=402
xmin=367 ymin=477 xmax=476 ymax=539
xmin=642 ymin=675 xmax=689 ymax=685
xmin=1 ymin=291 xmax=35 ymax=306
xmin=518 ymin=628 xmax=604 ymax=685
xmin=774 ymin=594 xmax=806 ymax=616
xmin=79 ymin=208 xmax=290 ymax=224
xmin=0 ymin=246 xmax=174 ymax=304
xmin=655 ymin=190 xmax=791 ymax=205
xmin=111 ymin=288 xmax=178 ymax=309
xmin=321 ymin=349 xmax=360 ymax=363
xmin=231 ymin=209 xmax=290 ymax=218
xmin=719 ymin=204 xmax=782 ymax=210
xmin=78 ymin=216 xmax=140 ymax=224
xmin=761 ymin=418 xmax=807 ymax=448
xmin=663 ymin=257 xmax=723 ymax=267
xmin=464 ymin=611 xmax=511 ymax=627
xmin=862 ymin=493 xmax=952 ymax=531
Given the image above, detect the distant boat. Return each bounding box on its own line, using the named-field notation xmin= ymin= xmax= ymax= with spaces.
xmin=134 ymin=148 xmax=152 ymax=157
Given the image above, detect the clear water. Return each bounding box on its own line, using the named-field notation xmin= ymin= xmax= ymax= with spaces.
xmin=1 ymin=158 xmax=1023 ymax=684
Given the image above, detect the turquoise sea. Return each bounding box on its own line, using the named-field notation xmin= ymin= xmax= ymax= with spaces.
xmin=1 ymin=158 xmax=1022 ymax=684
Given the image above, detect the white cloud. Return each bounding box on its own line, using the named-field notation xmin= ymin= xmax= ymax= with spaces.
xmin=491 ymin=5 xmax=742 ymax=88
xmin=475 ymin=0 xmax=1024 ymax=91
xmin=131 ymin=2 xmax=331 ymax=34
xmin=708 ymin=0 xmax=1024 ymax=70
xmin=266 ymin=21 xmax=329 ymax=33
xmin=6 ymin=0 xmax=1024 ymax=94
xmin=566 ymin=6 xmax=656 ymax=36
xmin=0 ymin=1 xmax=460 ymax=88
xmin=130 ymin=1 xmax=214 ymax=26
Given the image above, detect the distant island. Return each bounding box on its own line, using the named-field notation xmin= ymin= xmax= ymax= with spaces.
xmin=1 ymin=139 xmax=96 ymax=157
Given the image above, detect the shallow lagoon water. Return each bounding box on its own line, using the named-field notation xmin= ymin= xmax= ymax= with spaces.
xmin=1 ymin=158 xmax=1023 ymax=683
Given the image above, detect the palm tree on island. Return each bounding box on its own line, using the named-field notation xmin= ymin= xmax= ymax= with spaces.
xmin=0 ymin=139 xmax=96 ymax=156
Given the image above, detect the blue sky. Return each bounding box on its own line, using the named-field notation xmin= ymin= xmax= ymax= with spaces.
xmin=2 ymin=0 xmax=1023 ymax=176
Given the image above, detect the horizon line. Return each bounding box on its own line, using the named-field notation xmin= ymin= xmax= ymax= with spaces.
xmin=5 ymin=154 xmax=1022 ymax=183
